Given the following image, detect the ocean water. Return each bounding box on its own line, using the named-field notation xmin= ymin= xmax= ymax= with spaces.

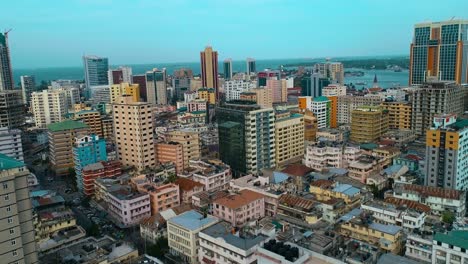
xmin=13 ymin=58 xmax=409 ymax=88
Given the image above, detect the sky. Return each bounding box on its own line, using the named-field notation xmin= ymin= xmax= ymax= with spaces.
xmin=2 ymin=0 xmax=468 ymax=68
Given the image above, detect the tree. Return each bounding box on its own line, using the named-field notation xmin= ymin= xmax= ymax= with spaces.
xmin=147 ymin=237 xmax=169 ymax=258
xmin=86 ymin=223 xmax=100 ymax=237
xmin=442 ymin=211 xmax=455 ymax=224
xmin=68 ymin=168 xmax=78 ymax=191
xmin=164 ymin=172 xmax=177 ymax=184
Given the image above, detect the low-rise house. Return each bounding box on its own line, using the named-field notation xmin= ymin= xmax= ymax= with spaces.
xmin=348 ymin=155 xmax=386 ymax=183
xmin=132 ymin=175 xmax=180 ymax=215
xmin=392 ymin=183 xmax=466 ymax=217
xmin=199 ymin=221 xmax=268 ymax=264
xmin=361 ymin=200 xmax=426 ymax=231
xmin=167 ymin=210 xmax=218 ymax=263
xmin=277 ymin=194 xmax=322 ymax=227
xmin=107 ymin=187 xmax=151 ymax=228
xmin=338 ymin=209 xmax=404 ymax=254
xmin=310 ymin=180 xmax=361 ymax=207
xmin=175 ymin=177 xmax=204 ymax=204
xmin=431 ymin=231 xmax=468 ymax=264
xmin=405 ymin=234 xmax=432 ymax=263
xmin=281 ymin=164 xmax=314 ymax=192
xmin=186 ymin=159 xmax=232 ymax=192
xmin=213 ymin=190 xmax=265 ymax=227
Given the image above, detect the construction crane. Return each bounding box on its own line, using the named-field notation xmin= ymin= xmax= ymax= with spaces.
xmin=4 ymin=28 xmax=12 ymax=36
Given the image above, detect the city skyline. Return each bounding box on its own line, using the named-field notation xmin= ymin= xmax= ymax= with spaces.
xmin=2 ymin=0 xmax=468 ymax=68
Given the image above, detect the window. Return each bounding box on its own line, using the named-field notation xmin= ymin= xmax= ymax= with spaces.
xmin=9 ymin=229 xmax=14 ymax=234
xmin=6 ymin=206 xmax=11 ymax=212
xmin=7 ymin=217 xmax=13 ymax=224
xmin=11 ymin=239 xmax=16 ymax=246
xmin=4 ymin=194 xmax=9 ymax=201
xmin=12 ymin=250 xmax=17 ymax=257
xmin=2 ymin=183 xmax=7 ymax=189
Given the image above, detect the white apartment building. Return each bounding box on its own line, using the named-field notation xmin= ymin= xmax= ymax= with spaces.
xmin=361 ymin=201 xmax=426 ymax=231
xmin=0 ymin=127 xmax=23 ymax=161
xmin=311 ymin=97 xmax=330 ymax=129
xmin=432 ymin=231 xmax=468 ymax=264
xmin=188 ymin=160 xmax=232 ymax=192
xmin=54 ymin=87 xmax=80 ymax=110
xmin=303 ymin=144 xmax=361 ymax=171
xmin=167 ymin=210 xmax=218 ymax=264
xmin=31 ymin=89 xmax=68 ymax=128
xmin=392 ymin=183 xmax=466 ymax=218
xmin=224 ymin=80 xmax=255 ymax=101
xmin=199 ymin=221 xmax=268 ymax=264
xmin=405 ymin=234 xmax=432 ymax=263
xmin=322 ymin=84 xmax=346 ymax=97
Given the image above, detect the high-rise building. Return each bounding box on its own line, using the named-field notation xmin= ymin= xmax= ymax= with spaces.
xmin=322 ymin=84 xmax=346 ymax=97
xmin=327 ymin=95 xmax=338 ymax=128
xmin=302 ymin=109 xmax=318 ymax=142
xmin=172 ymin=77 xmax=191 ymax=102
xmin=425 ymin=114 xmax=468 ymax=191
xmin=108 ymin=66 xmax=132 ymax=85
xmin=310 ymin=96 xmax=331 ymax=129
xmin=82 ymin=55 xmax=109 ymax=89
xmin=246 ymin=58 xmax=256 ymax=75
xmin=314 ymin=61 xmax=345 ymax=85
xmin=409 ymin=82 xmax=464 ymax=137
xmin=200 ymin=46 xmax=219 ymax=100
xmin=112 ymin=95 xmax=155 ymax=171
xmin=74 ymin=110 xmax=103 ymax=137
xmin=146 ymin=68 xmax=167 ymax=105
xmin=257 ymin=70 xmax=280 ymax=87
xmin=337 ymin=95 xmax=382 ymax=124
xmin=275 ymin=111 xmax=304 ymax=167
xmin=155 ymin=141 xmax=184 ymax=174
xmin=174 ymin=68 xmax=193 ymax=78
xmin=165 ymin=130 xmax=200 ymax=169
xmin=301 ymin=72 xmax=330 ymax=98
xmin=197 ymin=88 xmax=216 ymax=105
xmin=109 ymin=82 xmax=140 ymax=103
xmin=31 ymin=89 xmax=68 ymax=128
xmin=48 ymin=120 xmax=90 ymax=176
xmin=381 ymin=101 xmax=412 ymax=130
xmin=0 ymin=32 xmax=14 ymax=91
xmin=0 ymin=154 xmax=38 ymax=264
xmin=223 ymin=58 xmax=233 ymax=80
xmin=20 ymin=75 xmax=35 ymax=105
xmin=223 ymin=80 xmax=255 ymax=101
xmin=217 ymin=101 xmax=275 ymax=176
xmin=409 ymin=19 xmax=468 ymax=85
xmin=131 ymin=75 xmax=147 ymax=102
xmin=350 ymin=106 xmax=389 ymax=143
xmin=0 ymin=90 xmax=24 ymax=129
xmin=0 ymin=127 xmax=23 ymax=161
xmin=267 ymin=79 xmax=287 ymax=103
xmin=73 ymin=134 xmax=107 ymax=192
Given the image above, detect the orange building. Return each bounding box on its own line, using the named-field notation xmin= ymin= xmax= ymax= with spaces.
xmin=327 ymin=96 xmax=338 ymax=128
xmin=175 ymin=177 xmax=204 ymax=204
xmin=132 ymin=175 xmax=180 ymax=215
xmin=155 ymin=142 xmax=184 ymax=174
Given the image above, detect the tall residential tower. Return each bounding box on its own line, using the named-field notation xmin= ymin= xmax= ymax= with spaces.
xmin=200 ymin=46 xmax=219 ymax=100
xmin=0 ymin=32 xmax=14 ymax=91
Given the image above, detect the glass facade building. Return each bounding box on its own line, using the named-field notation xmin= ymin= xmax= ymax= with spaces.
xmin=83 ymin=55 xmax=109 ymax=87
xmin=223 ymin=59 xmax=232 ymax=80
xmin=0 ymin=33 xmax=14 ymax=91
xmin=301 ymin=72 xmax=330 ymax=98
xmin=410 ymin=20 xmax=468 ymax=85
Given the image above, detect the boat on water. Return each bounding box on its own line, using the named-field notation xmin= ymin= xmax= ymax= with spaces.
xmin=355 ymin=82 xmax=367 ymax=85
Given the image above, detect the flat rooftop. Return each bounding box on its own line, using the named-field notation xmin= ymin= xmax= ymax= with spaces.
xmin=168 ymin=210 xmax=217 ymax=231
xmin=201 ymin=221 xmax=267 ymax=250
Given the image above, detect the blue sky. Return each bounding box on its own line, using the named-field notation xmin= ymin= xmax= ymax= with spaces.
xmin=2 ymin=0 xmax=467 ymax=68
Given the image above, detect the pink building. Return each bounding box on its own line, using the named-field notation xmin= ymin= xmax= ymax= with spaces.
xmin=213 ymin=190 xmax=265 ymax=227
xmin=107 ymin=188 xmax=151 ymax=228
xmin=267 ymin=79 xmax=285 ymax=103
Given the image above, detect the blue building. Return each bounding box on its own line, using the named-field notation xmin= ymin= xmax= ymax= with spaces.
xmin=73 ymin=134 xmax=107 ymax=192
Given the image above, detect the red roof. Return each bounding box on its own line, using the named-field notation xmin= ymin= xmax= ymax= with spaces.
xmin=175 ymin=177 xmax=204 ymax=191
xmin=310 ymin=180 xmax=333 ymax=188
xmin=282 ymin=164 xmax=313 ymax=177
xmin=214 ymin=190 xmax=264 ymax=209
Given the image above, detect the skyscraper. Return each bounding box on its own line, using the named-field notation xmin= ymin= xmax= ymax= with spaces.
xmin=146 ymin=68 xmax=167 ymax=105
xmin=247 ymin=58 xmax=256 ymax=75
xmin=301 ymin=72 xmax=330 ymax=98
xmin=425 ymin=114 xmax=468 ymax=191
xmin=350 ymin=106 xmax=389 ymax=143
xmin=200 ymin=46 xmax=219 ymax=100
xmin=132 ymin=75 xmax=147 ymax=102
xmin=108 ymin=66 xmax=132 ymax=85
xmin=0 ymin=90 xmax=24 ymax=128
xmin=314 ymin=61 xmax=344 ymax=85
xmin=172 ymin=77 xmax=191 ymax=102
xmin=112 ymin=95 xmax=156 ymax=171
xmin=0 ymin=154 xmax=38 ymax=264
xmin=217 ymin=101 xmax=275 ymax=176
xmin=82 ymin=55 xmax=109 ymax=89
xmin=20 ymin=75 xmax=35 ymax=105
xmin=31 ymin=89 xmax=68 ymax=128
xmin=409 ymin=19 xmax=468 ymax=85
xmin=223 ymin=58 xmax=233 ymax=80
xmin=0 ymin=32 xmax=14 ymax=91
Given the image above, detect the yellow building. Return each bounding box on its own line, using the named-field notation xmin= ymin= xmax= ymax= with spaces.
xmin=327 ymin=96 xmax=338 ymax=128
xmin=381 ymin=101 xmax=412 ymax=130
xmin=35 ymin=210 xmax=78 ymax=242
xmin=252 ymin=87 xmax=273 ymax=108
xmin=309 ymin=180 xmax=360 ymax=206
xmin=197 ymin=88 xmax=216 ymax=105
xmin=165 ymin=130 xmax=201 ymax=169
xmin=339 ymin=210 xmax=403 ymax=254
xmin=350 ymin=106 xmax=389 ymax=143
xmin=275 ymin=112 xmax=304 ymax=167
xmin=110 ymin=82 xmax=140 ymax=103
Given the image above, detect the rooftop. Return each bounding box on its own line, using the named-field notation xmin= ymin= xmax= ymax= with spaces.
xmin=369 ymin=222 xmax=402 ymax=235
xmin=384 ymin=197 xmax=431 ymax=213
xmin=175 ymin=177 xmax=204 ymax=191
xmin=395 ymin=183 xmax=463 ymax=200
xmin=434 ymin=230 xmax=468 ymax=250
xmin=168 ymin=210 xmax=218 ymax=231
xmin=110 ymin=188 xmax=147 ymax=201
xmin=201 ymin=221 xmax=267 ymax=250
xmin=0 ymin=153 xmax=24 ymax=170
xmin=377 ymin=253 xmax=420 ymax=264
xmin=313 ymin=96 xmax=330 ymax=102
xmin=332 ymin=184 xmax=360 ymax=197
xmin=282 ymin=164 xmax=313 ymax=177
xmin=214 ymin=190 xmax=264 ymax=209
xmin=279 ymin=194 xmax=316 ymax=211
xmin=48 ymin=120 xmax=89 ymax=132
